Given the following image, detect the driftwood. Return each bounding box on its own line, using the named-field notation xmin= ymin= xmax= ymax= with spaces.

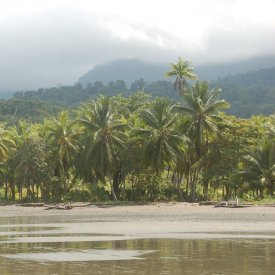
xmin=14 ymin=202 xmax=95 ymax=210
xmin=44 ymin=204 xmax=73 ymax=210
xmin=43 ymin=202 xmax=94 ymax=210
xmin=199 ymin=201 xmax=218 ymax=206
xmin=15 ymin=203 xmax=45 ymax=207
xmin=215 ymin=200 xmax=246 ymax=208
xmin=69 ymin=202 xmax=94 ymax=208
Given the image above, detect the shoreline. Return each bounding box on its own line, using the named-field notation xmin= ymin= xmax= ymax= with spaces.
xmin=1 ymin=203 xmax=275 ymax=238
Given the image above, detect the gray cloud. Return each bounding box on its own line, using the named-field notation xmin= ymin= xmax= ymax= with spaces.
xmin=0 ymin=6 xmax=275 ymax=92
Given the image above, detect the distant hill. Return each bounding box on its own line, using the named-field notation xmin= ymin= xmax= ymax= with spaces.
xmin=78 ymin=56 xmax=275 ymax=85
xmin=196 ymin=55 xmax=275 ymax=80
xmin=78 ymin=59 xmax=167 ymax=85
xmin=211 ymin=67 xmax=275 ymax=117
xmin=10 ymin=65 xmax=275 ymax=119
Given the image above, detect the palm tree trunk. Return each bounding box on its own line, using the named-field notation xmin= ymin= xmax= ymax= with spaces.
xmin=203 ymin=179 xmax=209 ymax=200
xmin=196 ymin=118 xmax=203 ymax=159
xmin=4 ymin=180 xmax=8 ymax=201
xmin=109 ymin=176 xmax=117 ymax=201
xmin=176 ymin=174 xmax=184 ymax=201
xmin=190 ymin=168 xmax=197 ymax=202
xmin=172 ymin=171 xmax=184 ymax=201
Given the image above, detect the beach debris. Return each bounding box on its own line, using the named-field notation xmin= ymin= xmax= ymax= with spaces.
xmin=15 ymin=202 xmax=94 ymax=210
xmin=215 ymin=199 xmax=245 ymax=208
xmin=199 ymin=201 xmax=217 ymax=206
xmin=15 ymin=203 xmax=45 ymax=207
xmin=44 ymin=202 xmax=94 ymax=210
xmin=44 ymin=204 xmax=73 ymax=210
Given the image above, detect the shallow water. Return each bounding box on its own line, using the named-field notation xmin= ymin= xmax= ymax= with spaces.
xmin=0 ymin=215 xmax=275 ymax=275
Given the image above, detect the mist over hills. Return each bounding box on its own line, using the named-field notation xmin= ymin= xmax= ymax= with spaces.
xmin=1 ymin=55 xmax=274 ymax=99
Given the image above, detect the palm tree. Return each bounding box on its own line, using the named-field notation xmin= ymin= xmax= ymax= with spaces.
xmin=78 ymin=96 xmax=127 ymax=201
xmin=45 ymin=111 xmax=81 ymax=199
xmin=241 ymin=141 xmax=275 ymax=196
xmin=0 ymin=125 xmax=15 ymax=162
xmin=134 ymin=98 xmax=187 ymax=173
xmin=175 ymin=81 xmax=230 ymax=159
xmin=13 ymin=136 xmax=50 ymax=202
xmin=174 ymin=81 xmax=230 ymax=200
xmin=3 ymin=121 xmax=31 ymax=201
xmin=0 ymin=126 xmax=16 ymax=201
xmin=165 ymin=57 xmax=197 ymax=95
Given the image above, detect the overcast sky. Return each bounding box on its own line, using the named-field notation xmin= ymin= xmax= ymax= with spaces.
xmin=0 ymin=0 xmax=275 ymax=91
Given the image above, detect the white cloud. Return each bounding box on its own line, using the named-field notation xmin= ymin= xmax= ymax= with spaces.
xmin=0 ymin=0 xmax=275 ymax=90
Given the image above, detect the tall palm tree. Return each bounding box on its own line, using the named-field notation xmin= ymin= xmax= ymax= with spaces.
xmin=134 ymin=98 xmax=187 ymax=173
xmin=78 ymin=96 xmax=127 ymax=200
xmin=165 ymin=57 xmax=197 ymax=95
xmin=174 ymin=81 xmax=230 ymax=200
xmin=45 ymin=111 xmax=81 ymax=198
xmin=175 ymin=81 xmax=230 ymax=159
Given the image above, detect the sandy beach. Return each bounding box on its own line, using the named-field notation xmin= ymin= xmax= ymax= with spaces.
xmin=1 ymin=203 xmax=275 ymax=239
xmin=1 ymin=202 xmax=275 ymax=274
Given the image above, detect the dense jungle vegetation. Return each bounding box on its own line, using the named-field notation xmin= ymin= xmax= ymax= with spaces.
xmin=6 ymin=67 xmax=275 ymax=119
xmin=0 ymin=58 xmax=274 ymax=203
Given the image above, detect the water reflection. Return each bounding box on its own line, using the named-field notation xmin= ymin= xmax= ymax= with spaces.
xmin=0 ymin=215 xmax=275 ymax=274
xmin=1 ymin=238 xmax=275 ymax=274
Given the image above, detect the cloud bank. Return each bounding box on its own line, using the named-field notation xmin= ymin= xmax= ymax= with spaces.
xmin=0 ymin=0 xmax=275 ymax=91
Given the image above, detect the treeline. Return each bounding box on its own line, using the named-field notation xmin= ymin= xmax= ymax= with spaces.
xmin=0 ymin=99 xmax=63 ymax=125
xmin=1 ymin=58 xmax=274 ymax=203
xmin=1 ymin=86 xmax=274 ymax=203
xmin=13 ymin=80 xmax=178 ymax=108
xmin=10 ymin=67 xmax=275 ymax=118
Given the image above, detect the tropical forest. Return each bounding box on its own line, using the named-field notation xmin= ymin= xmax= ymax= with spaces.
xmin=0 ymin=58 xmax=274 ymax=204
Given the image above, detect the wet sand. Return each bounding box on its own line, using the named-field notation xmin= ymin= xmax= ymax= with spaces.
xmin=1 ymin=203 xmax=275 ymax=274
xmin=1 ymin=203 xmax=275 ymax=239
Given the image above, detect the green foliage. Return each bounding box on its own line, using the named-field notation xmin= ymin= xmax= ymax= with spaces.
xmin=165 ymin=58 xmax=197 ymax=94
xmin=12 ymin=135 xmax=53 ymax=202
xmin=124 ymin=171 xmax=177 ymax=202
xmin=134 ymin=97 xmax=187 ymax=172
xmin=240 ymin=140 xmax=275 ymax=196
xmin=6 ymin=66 xmax=275 ymax=119
xmin=256 ymin=195 xmax=275 ymax=204
xmin=0 ymin=58 xmax=274 ymax=203
xmin=0 ymin=98 xmax=62 ymax=124
xmin=212 ymin=67 xmax=275 ymax=117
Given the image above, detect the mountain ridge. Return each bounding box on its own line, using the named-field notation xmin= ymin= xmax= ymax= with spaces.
xmin=78 ymin=56 xmax=275 ymax=85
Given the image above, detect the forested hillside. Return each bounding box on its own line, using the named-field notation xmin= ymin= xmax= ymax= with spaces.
xmin=8 ymin=67 xmax=275 ymax=119
xmin=12 ymin=80 xmax=177 ymax=107
xmin=0 ymin=99 xmax=63 ymax=124
xmin=212 ymin=67 xmax=275 ymax=117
